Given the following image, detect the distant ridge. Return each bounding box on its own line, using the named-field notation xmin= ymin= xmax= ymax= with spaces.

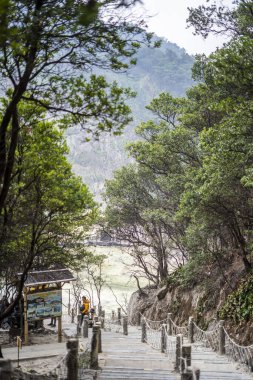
xmin=66 ymin=38 xmax=194 ymax=200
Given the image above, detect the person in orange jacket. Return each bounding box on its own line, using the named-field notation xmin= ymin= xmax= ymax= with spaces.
xmin=80 ymin=296 xmax=90 ymax=325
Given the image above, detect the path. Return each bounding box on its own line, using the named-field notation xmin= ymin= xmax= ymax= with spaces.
xmin=97 ymin=326 xmax=178 ymax=380
xmin=191 ymin=345 xmax=253 ymax=380
xmin=97 ymin=325 xmax=253 ymax=380
xmin=2 ymin=337 xmax=89 ymax=362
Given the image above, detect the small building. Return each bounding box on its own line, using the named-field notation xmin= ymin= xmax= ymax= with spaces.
xmin=19 ymin=268 xmax=76 ymax=345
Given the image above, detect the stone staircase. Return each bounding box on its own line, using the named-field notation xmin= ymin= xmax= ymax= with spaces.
xmin=97 ymin=326 xmax=178 ymax=380
xmin=97 ymin=325 xmax=253 ymax=380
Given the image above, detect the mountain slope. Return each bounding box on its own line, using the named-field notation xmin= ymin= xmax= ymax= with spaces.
xmin=66 ymin=38 xmax=194 ymax=200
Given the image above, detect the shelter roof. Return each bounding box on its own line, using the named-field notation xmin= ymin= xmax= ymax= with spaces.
xmin=20 ymin=269 xmax=76 ymax=287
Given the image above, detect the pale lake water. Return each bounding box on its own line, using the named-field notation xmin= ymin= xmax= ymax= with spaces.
xmin=63 ymin=245 xmax=146 ymax=317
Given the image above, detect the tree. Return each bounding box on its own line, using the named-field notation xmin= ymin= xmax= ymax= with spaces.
xmin=0 ymin=102 xmax=97 ymax=321
xmin=82 ymin=254 xmax=107 ymax=311
xmin=0 ymin=0 xmax=152 ymax=213
xmin=104 ymin=3 xmax=253 ymax=287
xmin=187 ymin=0 xmax=253 ymax=39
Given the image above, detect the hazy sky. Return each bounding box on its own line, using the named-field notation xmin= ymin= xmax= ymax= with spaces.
xmin=137 ymin=0 xmax=234 ymax=55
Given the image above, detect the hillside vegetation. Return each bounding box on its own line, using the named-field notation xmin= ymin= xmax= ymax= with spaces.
xmin=66 ymin=39 xmax=194 ymax=199
xmin=104 ymin=0 xmax=253 ymax=338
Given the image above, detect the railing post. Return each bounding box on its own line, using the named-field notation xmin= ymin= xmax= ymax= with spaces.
xmin=141 ymin=318 xmax=147 ymax=343
xmin=219 ymin=320 xmax=225 ymax=355
xmin=94 ymin=316 xmax=99 ymax=324
xmin=180 ymin=344 xmax=191 ymax=373
xmin=161 ymin=324 xmax=167 ymax=353
xmin=175 ymin=334 xmax=183 ymax=371
xmin=123 ymin=316 xmax=128 ymax=336
xmin=188 ymin=316 xmax=194 ymax=343
xmin=76 ymin=317 xmax=81 ymax=337
xmin=0 ymin=359 xmax=13 ymax=380
xmin=117 ymin=308 xmax=121 ymax=325
xmin=66 ymin=339 xmax=78 ymax=380
xmin=90 ymin=325 xmax=99 ymax=369
xmin=71 ymin=308 xmax=75 ymax=323
xmin=77 ymin=323 xmax=81 ymax=337
xmin=181 ymin=367 xmax=200 ymax=380
xmin=96 ymin=322 xmax=102 ymax=354
xmin=101 ymin=310 xmax=105 ymax=329
xmin=167 ymin=313 xmax=173 ymax=335
xmin=83 ymin=316 xmax=89 ymax=338
xmin=137 ymin=312 xmax=141 ymax=326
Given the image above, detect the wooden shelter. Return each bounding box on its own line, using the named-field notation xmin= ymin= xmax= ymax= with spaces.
xmin=20 ymin=269 xmax=76 ymax=345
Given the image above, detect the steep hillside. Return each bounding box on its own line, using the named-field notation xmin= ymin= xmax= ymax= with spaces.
xmin=66 ymin=38 xmax=194 ymax=199
xmin=128 ymin=258 xmax=253 ymax=345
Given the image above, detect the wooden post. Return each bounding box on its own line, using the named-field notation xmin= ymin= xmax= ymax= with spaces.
xmin=101 ymin=310 xmax=105 ymax=329
xmin=188 ymin=316 xmax=194 ymax=343
xmin=19 ymin=299 xmax=23 ymax=339
xmin=0 ymin=359 xmax=13 ymax=380
xmin=181 ymin=368 xmax=200 ymax=380
xmin=141 ymin=318 xmax=147 ymax=343
xmin=77 ymin=322 xmax=81 ymax=337
xmin=167 ymin=313 xmax=172 ymax=335
xmin=97 ymin=323 xmax=102 ymax=354
xmin=90 ymin=325 xmax=99 ymax=369
xmin=66 ymin=339 xmax=78 ymax=380
xmin=161 ymin=324 xmax=167 ymax=353
xmin=117 ymin=308 xmax=121 ymax=325
xmin=94 ymin=316 xmax=99 ymax=324
xmin=83 ymin=316 xmax=89 ymax=338
xmin=71 ymin=308 xmax=75 ymax=323
xmin=175 ymin=334 xmax=183 ymax=371
xmin=68 ymin=289 xmax=71 ymax=315
xmin=58 ymin=315 xmax=62 ymax=343
xmin=137 ymin=312 xmax=141 ymax=326
xmin=219 ymin=320 xmax=225 ymax=355
xmin=123 ymin=316 xmax=128 ymax=336
xmin=112 ymin=310 xmax=115 ymax=321
xmin=24 ymin=287 xmax=29 ymax=346
xmin=193 ymin=368 xmax=200 ymax=380
xmin=180 ymin=345 xmax=191 ymax=373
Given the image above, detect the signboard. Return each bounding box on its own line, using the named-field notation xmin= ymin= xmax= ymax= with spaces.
xmin=27 ymin=289 xmax=62 ymax=320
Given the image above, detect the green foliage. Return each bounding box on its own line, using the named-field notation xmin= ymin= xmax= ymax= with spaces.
xmin=104 ymin=0 xmax=253 ymax=289
xmin=219 ymin=276 xmax=253 ymax=322
xmin=0 ymin=0 xmax=153 ymax=217
xmin=187 ymin=0 xmax=253 ymax=39
xmin=0 ymin=102 xmax=98 ymax=280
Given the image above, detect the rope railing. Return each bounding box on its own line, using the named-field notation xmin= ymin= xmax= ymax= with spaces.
xmin=153 ymin=313 xmax=253 ymax=373
xmin=144 ymin=318 xmax=162 ymax=349
xmin=141 ymin=315 xmax=177 ymax=363
xmin=163 ymin=324 xmax=177 ymax=363
xmin=224 ymin=327 xmax=253 ymax=372
xmin=140 ymin=313 xmax=167 ymax=329
xmin=49 ymin=351 xmax=69 ymax=378
xmin=167 ymin=315 xmax=188 ymax=337
xmin=104 ymin=317 xmax=124 ymax=334
xmin=192 ymin=321 xmax=219 ymax=351
xmin=141 ymin=314 xmax=199 ymax=378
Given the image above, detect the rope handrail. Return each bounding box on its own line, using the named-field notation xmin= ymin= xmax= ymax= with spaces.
xmin=223 ymin=327 xmax=253 ymax=371
xmin=223 ymin=327 xmax=253 ymax=349
xmin=192 ymin=321 xmax=219 ymax=335
xmin=140 ymin=313 xmax=167 ymax=324
xmin=167 ymin=316 xmax=188 ymax=337
xmin=141 ymin=313 xmax=253 ymax=372
xmin=104 ymin=316 xmax=124 ymax=334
